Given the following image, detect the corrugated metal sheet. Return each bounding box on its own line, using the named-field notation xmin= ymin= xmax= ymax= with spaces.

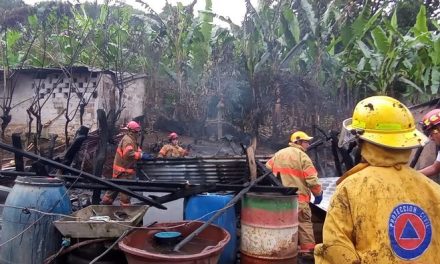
xmin=138 ymin=157 xmax=253 ymax=184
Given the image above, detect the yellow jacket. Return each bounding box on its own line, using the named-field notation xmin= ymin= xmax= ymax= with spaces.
xmin=315 ymin=142 xmax=440 ymax=264
xmin=266 ymin=143 xmax=321 ymax=203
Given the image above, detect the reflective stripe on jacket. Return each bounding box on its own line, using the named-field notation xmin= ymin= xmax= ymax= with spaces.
xmin=112 ymin=133 xmax=141 ymax=178
xmin=266 ymin=143 xmax=321 ymax=203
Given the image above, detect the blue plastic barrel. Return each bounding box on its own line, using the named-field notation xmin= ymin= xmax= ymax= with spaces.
xmin=0 ymin=176 xmax=72 ymax=264
xmin=184 ymin=193 xmax=237 ymax=264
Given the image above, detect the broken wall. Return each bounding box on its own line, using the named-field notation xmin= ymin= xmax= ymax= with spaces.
xmin=0 ymin=70 xmax=146 ymax=139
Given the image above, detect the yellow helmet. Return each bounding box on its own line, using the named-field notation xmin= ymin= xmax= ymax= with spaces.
xmin=343 ymin=96 xmax=428 ymax=149
xmin=290 ymin=131 xmax=313 ymax=143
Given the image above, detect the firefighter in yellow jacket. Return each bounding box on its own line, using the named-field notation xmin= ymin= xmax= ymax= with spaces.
xmin=101 ymin=121 xmax=152 ymax=205
xmin=158 ymin=132 xmax=189 ymax=158
xmin=266 ymin=131 xmax=323 ymax=259
xmin=314 ymin=96 xmax=440 ymax=264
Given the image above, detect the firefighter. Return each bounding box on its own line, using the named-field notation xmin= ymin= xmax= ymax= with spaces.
xmin=314 ymin=96 xmax=440 ymax=263
xmin=266 ymin=131 xmax=323 ymax=260
xmin=101 ymin=121 xmax=152 ymax=206
xmin=418 ymin=109 xmax=440 ymax=177
xmin=158 ymin=132 xmax=189 ymax=158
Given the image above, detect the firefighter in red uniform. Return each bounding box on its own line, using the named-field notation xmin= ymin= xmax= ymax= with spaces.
xmin=101 ymin=121 xmax=152 ymax=206
xmin=266 ymin=131 xmax=323 ymax=260
xmin=158 ymin=132 xmax=189 ymax=158
xmin=419 ymin=109 xmax=440 ymax=177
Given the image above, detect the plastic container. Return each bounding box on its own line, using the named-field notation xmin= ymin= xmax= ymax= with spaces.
xmin=53 ymin=205 xmax=147 ymax=238
xmin=0 ymin=176 xmax=72 ymax=264
xmin=184 ymin=193 xmax=237 ymax=264
xmin=154 ymin=231 xmax=182 ymax=246
xmin=240 ymin=192 xmax=298 ymax=264
xmin=119 ymin=221 xmax=230 ymax=264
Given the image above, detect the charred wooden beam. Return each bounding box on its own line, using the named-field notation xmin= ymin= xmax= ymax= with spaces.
xmin=0 ymin=141 xmax=166 ymax=209
xmin=66 ymin=182 xmax=177 ymax=192
xmin=146 ymin=177 xmax=296 ymax=204
xmin=61 ymin=126 xmax=89 ymax=170
xmin=0 ymin=171 xmax=194 ymax=188
xmin=1 ymin=170 xmax=297 ymax=203
xmin=256 ymin=160 xmax=283 ymax=186
xmin=92 ymin=109 xmax=109 ymax=204
xmin=11 ymin=133 xmax=24 ymax=172
xmin=47 ymin=134 xmax=58 ymax=160
xmin=59 ymin=176 xmax=296 ymax=194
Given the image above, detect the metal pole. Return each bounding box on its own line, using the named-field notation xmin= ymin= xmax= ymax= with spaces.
xmin=0 ymin=170 xmax=296 ymax=194
xmin=173 ymin=171 xmax=273 ymax=252
xmin=410 ymin=146 xmax=424 ymax=168
xmin=0 ymin=141 xmax=166 ymax=209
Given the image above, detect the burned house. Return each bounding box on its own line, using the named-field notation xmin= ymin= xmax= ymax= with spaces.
xmin=0 ymin=67 xmax=147 ymax=138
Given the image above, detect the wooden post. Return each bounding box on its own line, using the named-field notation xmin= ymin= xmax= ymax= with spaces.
xmin=47 ymin=133 xmax=58 ymax=160
xmin=272 ymin=85 xmax=281 ymax=137
xmin=12 ymin=133 xmax=24 ymax=171
xmin=246 ymin=136 xmax=257 ymax=180
xmin=92 ymin=109 xmax=108 ymax=204
xmin=216 ymin=97 xmax=225 ymax=140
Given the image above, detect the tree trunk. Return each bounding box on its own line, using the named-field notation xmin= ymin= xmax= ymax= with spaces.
xmin=92 ymin=109 xmax=109 ymax=204
xmin=273 ymin=97 xmax=281 ymax=137
xmin=12 ymin=133 xmax=24 ymax=172
xmin=48 ymin=133 xmax=58 ymax=160
xmin=246 ymin=136 xmax=257 ymax=180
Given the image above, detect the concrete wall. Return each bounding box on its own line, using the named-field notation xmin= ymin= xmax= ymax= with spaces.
xmin=0 ymin=70 xmax=146 ymax=138
xmin=118 ymin=76 xmax=146 ymax=124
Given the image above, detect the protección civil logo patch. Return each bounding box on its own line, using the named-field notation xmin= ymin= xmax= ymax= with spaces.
xmin=388 ymin=203 xmax=432 ymax=260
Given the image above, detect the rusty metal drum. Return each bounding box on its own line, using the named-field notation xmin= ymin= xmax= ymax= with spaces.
xmin=240 ymin=192 xmax=298 ymax=264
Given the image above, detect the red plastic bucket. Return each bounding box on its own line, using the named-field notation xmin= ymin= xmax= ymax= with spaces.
xmin=119 ymin=221 xmax=230 ymax=264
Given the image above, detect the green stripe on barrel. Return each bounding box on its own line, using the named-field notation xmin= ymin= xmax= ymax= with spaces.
xmin=240 ymin=193 xmax=299 ymax=263
xmin=242 ymin=194 xmax=297 ymax=211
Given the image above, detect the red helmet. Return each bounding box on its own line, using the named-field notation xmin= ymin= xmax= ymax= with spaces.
xmin=169 ymin=132 xmax=179 ymax=140
xmin=421 ymin=109 xmax=440 ymax=135
xmin=126 ymin=121 xmax=141 ymax=132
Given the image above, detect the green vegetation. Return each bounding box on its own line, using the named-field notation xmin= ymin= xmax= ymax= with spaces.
xmin=0 ymin=0 xmax=439 ymax=143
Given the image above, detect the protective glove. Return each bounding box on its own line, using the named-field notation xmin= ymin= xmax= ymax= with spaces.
xmin=313 ymin=192 xmax=323 ymax=205
xmin=141 ymin=152 xmax=154 ymax=160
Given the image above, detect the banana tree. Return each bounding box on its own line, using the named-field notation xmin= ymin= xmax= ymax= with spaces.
xmin=236 ymin=0 xmax=297 ymax=136
xmin=233 ymin=0 xmax=354 ymax=139
xmin=137 ymin=0 xmax=214 ymax=121
xmin=335 ymin=5 xmax=439 ymax=103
